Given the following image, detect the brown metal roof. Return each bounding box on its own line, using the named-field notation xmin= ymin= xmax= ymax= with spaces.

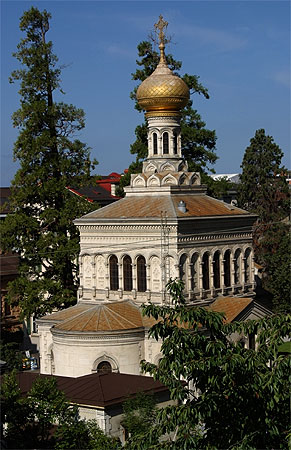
xmin=79 ymin=194 xmax=249 ymax=221
xmin=209 ymin=296 xmax=253 ymax=323
xmin=50 ymin=300 xmax=155 ymax=332
xmin=6 ymin=372 xmax=169 ymax=408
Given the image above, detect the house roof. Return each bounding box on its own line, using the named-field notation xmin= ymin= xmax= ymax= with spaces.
xmin=209 ymin=296 xmax=253 ymax=323
xmin=66 ymin=184 xmax=120 ymax=206
xmin=78 ymin=194 xmax=250 ymax=221
xmin=40 ymin=300 xmax=156 ymax=333
xmin=5 ymin=372 xmax=169 ymax=408
xmin=0 ymin=187 xmax=12 ymax=215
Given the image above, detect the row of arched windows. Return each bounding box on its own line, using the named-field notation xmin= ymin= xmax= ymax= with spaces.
xmin=152 ymin=132 xmax=178 ymax=155
xmin=179 ymin=248 xmax=252 ymax=293
xmin=109 ymin=255 xmax=147 ymax=292
xmin=106 ymin=247 xmax=252 ymax=296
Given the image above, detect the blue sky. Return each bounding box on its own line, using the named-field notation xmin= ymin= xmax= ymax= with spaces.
xmin=1 ymin=1 xmax=290 ymax=185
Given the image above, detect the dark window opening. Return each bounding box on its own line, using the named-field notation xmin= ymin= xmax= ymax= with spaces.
xmin=213 ymin=251 xmax=220 ymax=288
xmin=123 ymin=255 xmax=132 ymax=291
xmin=224 ymin=250 xmax=231 ymax=287
xmin=137 ymin=256 xmax=147 ymax=292
xmin=109 ymin=255 xmax=119 ymax=290
xmin=202 ymin=253 xmax=210 ymax=290
xmin=163 ymin=132 xmax=169 ymax=154
xmin=153 ymin=133 xmax=158 ymax=155
xmin=97 ymin=361 xmax=112 ymax=373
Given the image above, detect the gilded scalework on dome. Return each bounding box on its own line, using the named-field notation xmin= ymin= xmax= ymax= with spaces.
xmin=136 ymin=15 xmax=189 ymax=115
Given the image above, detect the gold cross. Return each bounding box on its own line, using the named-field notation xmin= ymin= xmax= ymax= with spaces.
xmin=154 ymin=15 xmax=168 ymax=45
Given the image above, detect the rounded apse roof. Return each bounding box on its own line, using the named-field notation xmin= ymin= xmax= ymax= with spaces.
xmin=51 ymin=300 xmax=155 ymax=333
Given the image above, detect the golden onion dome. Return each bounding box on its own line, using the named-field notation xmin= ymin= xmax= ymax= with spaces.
xmin=136 ymin=43 xmax=189 ymax=115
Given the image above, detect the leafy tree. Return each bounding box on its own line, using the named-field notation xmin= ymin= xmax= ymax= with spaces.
xmin=238 ymin=128 xmax=289 ymax=221
xmin=1 ymin=371 xmax=120 ymax=449
xmin=1 ymin=372 xmax=69 ymax=448
xmin=126 ymin=280 xmax=291 ymax=449
xmin=122 ymin=392 xmax=157 ymax=445
xmin=238 ymin=129 xmax=290 ymax=312
xmin=0 ymin=7 xmax=97 ymax=318
xmin=256 ymin=222 xmax=291 ymax=313
xmin=118 ymin=41 xmax=217 ymax=196
xmin=55 ymin=416 xmax=120 ymax=450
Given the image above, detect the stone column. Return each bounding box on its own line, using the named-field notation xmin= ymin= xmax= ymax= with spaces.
xmin=118 ymin=263 xmax=123 ymax=299
xmin=210 ymin=259 xmax=215 ymax=296
xmin=231 ymin=257 xmax=235 ymax=294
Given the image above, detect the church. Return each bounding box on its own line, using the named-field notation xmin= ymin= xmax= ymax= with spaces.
xmin=37 ymin=16 xmax=270 ymax=378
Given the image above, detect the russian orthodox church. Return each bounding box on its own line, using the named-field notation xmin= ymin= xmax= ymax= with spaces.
xmin=37 ymin=17 xmax=270 ymax=378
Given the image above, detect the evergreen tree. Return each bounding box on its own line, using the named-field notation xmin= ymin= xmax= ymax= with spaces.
xmin=237 ymin=129 xmax=290 ymax=312
xmin=118 ymin=41 xmax=217 ymax=195
xmin=238 ymin=128 xmax=289 ymax=221
xmin=0 ymin=7 xmax=97 ymax=318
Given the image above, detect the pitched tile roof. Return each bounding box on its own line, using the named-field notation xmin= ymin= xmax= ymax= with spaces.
xmin=209 ymin=296 xmax=253 ymax=323
xmin=79 ymin=194 xmax=250 ymax=221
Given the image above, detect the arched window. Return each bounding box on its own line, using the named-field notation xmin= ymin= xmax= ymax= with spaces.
xmin=202 ymin=253 xmax=210 ymax=290
xmin=179 ymin=254 xmax=187 ymax=289
xmin=109 ymin=255 xmax=119 ymax=290
xmin=153 ymin=133 xmax=158 ymax=155
xmin=244 ymin=248 xmax=252 ymax=283
xmin=123 ymin=255 xmax=132 ymax=291
xmin=173 ymin=132 xmax=178 ymax=155
xmin=163 ymin=132 xmax=169 ymax=154
xmin=213 ymin=251 xmax=220 ymax=289
xmin=137 ymin=256 xmax=147 ymax=292
xmin=224 ymin=250 xmax=231 ymax=287
xmin=234 ymin=249 xmax=241 ymax=285
xmin=190 ymin=253 xmax=199 ymax=291
xmin=97 ymin=361 xmax=112 ymax=373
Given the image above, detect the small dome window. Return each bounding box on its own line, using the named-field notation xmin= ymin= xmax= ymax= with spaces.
xmin=153 ymin=133 xmax=158 ymax=155
xmin=97 ymin=361 xmax=112 ymax=373
xmin=163 ymin=132 xmax=169 ymax=154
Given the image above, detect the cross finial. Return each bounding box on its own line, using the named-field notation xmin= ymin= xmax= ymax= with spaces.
xmin=154 ymin=15 xmax=168 ymax=46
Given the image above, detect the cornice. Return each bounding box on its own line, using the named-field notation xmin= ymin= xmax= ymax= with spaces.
xmin=78 ymin=224 xmax=177 ymax=233
xmin=178 ymin=232 xmax=252 ymax=243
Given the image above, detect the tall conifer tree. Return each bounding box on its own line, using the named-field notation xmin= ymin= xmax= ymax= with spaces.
xmin=238 ymin=128 xmax=288 ymax=221
xmin=238 ymin=129 xmax=290 ymax=312
xmin=1 ymin=8 xmax=97 ymax=318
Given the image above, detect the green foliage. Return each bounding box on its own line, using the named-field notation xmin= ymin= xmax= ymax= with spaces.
xmin=0 ymin=7 xmax=98 ymax=318
xmin=121 ymin=40 xmax=217 ymax=196
xmin=1 ymin=372 xmax=69 ymax=448
xmin=1 ymin=372 xmax=120 ymax=449
xmin=238 ymin=129 xmax=290 ymax=313
xmin=55 ymin=415 xmax=120 ymax=450
xmin=0 ymin=341 xmax=22 ymax=371
xmin=256 ymin=222 xmax=291 ymax=313
xmin=122 ymin=392 xmax=157 ymax=445
xmin=0 ymin=329 xmax=23 ymax=371
xmin=238 ymin=129 xmax=289 ymax=221
xmin=126 ymin=280 xmax=291 ymax=449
